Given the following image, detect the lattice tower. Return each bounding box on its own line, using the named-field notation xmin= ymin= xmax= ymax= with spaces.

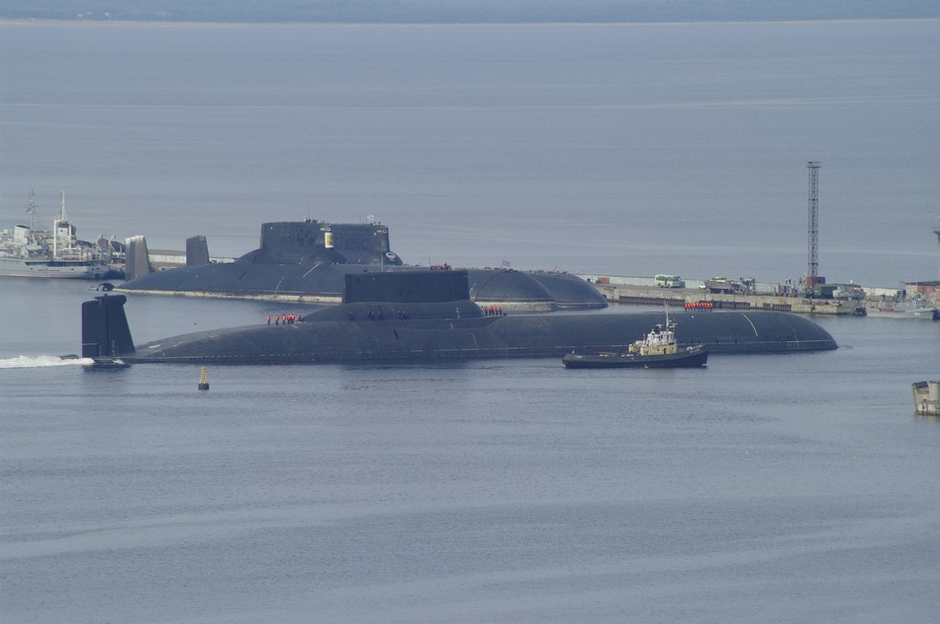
xmin=807 ymin=161 xmax=820 ymax=283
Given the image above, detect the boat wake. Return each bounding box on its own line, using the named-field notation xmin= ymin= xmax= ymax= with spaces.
xmin=0 ymin=355 xmax=94 ymax=369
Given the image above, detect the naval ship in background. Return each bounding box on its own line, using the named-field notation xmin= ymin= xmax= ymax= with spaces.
xmin=117 ymin=219 xmax=607 ymax=312
xmin=0 ymin=192 xmax=123 ymax=280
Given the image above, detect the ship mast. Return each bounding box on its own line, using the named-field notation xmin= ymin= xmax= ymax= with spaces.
xmin=53 ymin=192 xmax=62 ymax=259
xmin=25 ymin=189 xmax=40 ymax=230
xmin=53 ymin=191 xmax=68 ymax=259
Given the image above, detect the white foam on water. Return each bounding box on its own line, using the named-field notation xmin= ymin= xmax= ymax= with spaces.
xmin=0 ymin=355 xmax=94 ymax=369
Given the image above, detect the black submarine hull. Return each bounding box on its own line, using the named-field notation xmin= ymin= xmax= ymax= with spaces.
xmin=122 ymin=309 xmax=834 ymax=364
xmin=82 ymin=272 xmax=837 ymax=365
xmin=119 ymin=262 xmax=606 ymax=311
xmin=117 ymin=221 xmax=607 ymax=311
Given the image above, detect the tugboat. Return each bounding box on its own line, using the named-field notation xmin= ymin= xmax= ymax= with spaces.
xmin=562 ymin=312 xmax=708 ymax=369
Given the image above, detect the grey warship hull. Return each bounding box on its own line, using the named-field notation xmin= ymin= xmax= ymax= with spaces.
xmin=84 ymin=271 xmax=837 ymax=365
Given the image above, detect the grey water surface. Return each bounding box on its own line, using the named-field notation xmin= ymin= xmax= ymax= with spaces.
xmin=1 ymin=278 xmax=939 ymax=622
xmin=1 ymin=19 xmax=939 ymax=623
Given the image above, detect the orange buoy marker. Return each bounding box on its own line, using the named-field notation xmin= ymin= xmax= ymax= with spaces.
xmin=198 ymin=366 xmax=210 ymax=391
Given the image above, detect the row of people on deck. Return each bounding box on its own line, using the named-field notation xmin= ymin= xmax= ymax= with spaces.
xmin=267 ymin=313 xmax=301 ymax=325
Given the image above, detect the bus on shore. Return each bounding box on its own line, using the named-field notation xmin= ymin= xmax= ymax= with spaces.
xmin=654 ymin=274 xmax=684 ymax=288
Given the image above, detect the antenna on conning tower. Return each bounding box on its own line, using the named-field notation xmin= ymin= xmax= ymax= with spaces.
xmin=806 ymin=161 xmax=821 ymax=289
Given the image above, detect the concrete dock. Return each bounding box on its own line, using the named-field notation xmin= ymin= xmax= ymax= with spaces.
xmin=577 ymin=274 xmax=864 ymax=316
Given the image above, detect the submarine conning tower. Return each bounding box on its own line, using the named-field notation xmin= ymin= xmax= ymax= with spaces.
xmin=308 ymin=269 xmax=485 ymax=322
xmin=255 ymin=220 xmax=403 ymax=266
xmin=258 ymin=220 xmax=346 ymax=264
xmin=81 ymin=294 xmax=135 ymax=358
xmin=329 ymin=222 xmax=403 ymax=266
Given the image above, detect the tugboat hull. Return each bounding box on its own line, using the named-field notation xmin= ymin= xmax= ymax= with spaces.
xmin=562 ymin=346 xmax=709 ymax=369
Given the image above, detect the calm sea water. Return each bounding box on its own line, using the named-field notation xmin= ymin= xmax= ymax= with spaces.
xmin=1 ymin=20 xmax=939 ymax=623
xmin=1 ymin=20 xmax=939 ymax=284
xmin=1 ymin=277 xmax=939 ymax=623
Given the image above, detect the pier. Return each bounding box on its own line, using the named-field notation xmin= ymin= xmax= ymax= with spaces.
xmin=577 ymin=274 xmax=864 ymax=316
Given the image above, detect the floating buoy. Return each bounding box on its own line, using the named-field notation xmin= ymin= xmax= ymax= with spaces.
xmin=198 ymin=366 xmax=210 ymax=391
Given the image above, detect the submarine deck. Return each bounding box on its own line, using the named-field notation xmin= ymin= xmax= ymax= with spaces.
xmin=125 ymin=308 xmax=837 ymax=365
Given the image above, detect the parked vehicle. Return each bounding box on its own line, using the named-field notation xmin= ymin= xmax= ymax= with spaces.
xmin=654 ymin=274 xmax=684 ymax=288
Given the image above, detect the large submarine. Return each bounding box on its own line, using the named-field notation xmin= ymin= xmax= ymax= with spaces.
xmin=84 ymin=270 xmax=837 ymax=364
xmin=117 ymin=220 xmax=607 ymax=312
